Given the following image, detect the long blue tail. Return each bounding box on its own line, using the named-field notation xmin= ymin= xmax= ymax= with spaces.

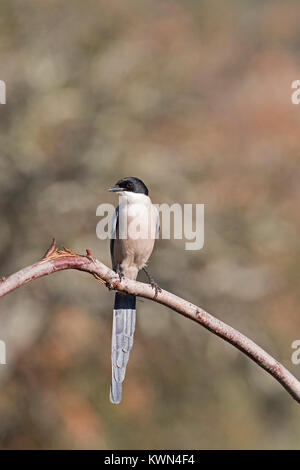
xmin=110 ymin=292 xmax=136 ymax=404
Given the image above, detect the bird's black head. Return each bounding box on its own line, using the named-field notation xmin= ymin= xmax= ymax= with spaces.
xmin=108 ymin=177 xmax=149 ymax=195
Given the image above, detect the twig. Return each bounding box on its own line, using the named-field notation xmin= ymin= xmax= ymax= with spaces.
xmin=0 ymin=239 xmax=299 ymax=403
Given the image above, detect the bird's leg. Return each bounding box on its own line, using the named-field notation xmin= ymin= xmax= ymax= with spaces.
xmin=114 ymin=264 xmax=124 ymax=282
xmin=142 ymin=267 xmax=162 ymax=297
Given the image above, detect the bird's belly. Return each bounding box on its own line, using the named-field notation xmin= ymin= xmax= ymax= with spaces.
xmin=114 ymin=237 xmax=155 ymax=278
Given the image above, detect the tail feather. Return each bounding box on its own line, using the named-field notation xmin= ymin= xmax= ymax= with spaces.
xmin=110 ymin=293 xmax=136 ymax=404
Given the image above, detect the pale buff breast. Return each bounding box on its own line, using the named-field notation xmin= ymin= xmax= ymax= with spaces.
xmin=112 ymin=198 xmax=158 ymax=280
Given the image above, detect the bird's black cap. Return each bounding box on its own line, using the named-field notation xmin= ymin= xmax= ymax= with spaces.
xmin=108 ymin=177 xmax=149 ymax=195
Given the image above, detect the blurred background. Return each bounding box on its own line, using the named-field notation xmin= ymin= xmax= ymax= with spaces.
xmin=0 ymin=0 xmax=299 ymax=449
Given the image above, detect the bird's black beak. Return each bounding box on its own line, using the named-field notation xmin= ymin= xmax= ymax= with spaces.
xmin=108 ymin=185 xmax=123 ymax=192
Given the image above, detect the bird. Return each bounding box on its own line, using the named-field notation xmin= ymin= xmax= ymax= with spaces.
xmin=108 ymin=177 xmax=160 ymax=404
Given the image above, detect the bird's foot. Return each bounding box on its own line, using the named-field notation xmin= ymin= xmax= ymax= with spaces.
xmin=142 ymin=267 xmax=162 ymax=298
xmin=115 ymin=265 xmax=124 ymax=282
xmin=151 ymin=280 xmax=162 ymax=298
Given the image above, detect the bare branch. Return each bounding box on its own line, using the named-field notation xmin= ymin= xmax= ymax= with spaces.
xmin=0 ymin=239 xmax=299 ymax=403
xmin=41 ymin=237 xmax=56 ymax=260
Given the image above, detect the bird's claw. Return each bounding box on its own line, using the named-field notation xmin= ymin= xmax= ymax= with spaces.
xmin=150 ymin=281 xmax=162 ymax=298
xmin=114 ymin=267 xmax=124 ymax=282
xmin=142 ymin=267 xmax=161 ymax=298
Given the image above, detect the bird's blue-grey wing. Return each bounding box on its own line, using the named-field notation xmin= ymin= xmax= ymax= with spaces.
xmin=155 ymin=213 xmax=160 ymax=238
xmin=110 ymin=205 xmax=119 ymax=268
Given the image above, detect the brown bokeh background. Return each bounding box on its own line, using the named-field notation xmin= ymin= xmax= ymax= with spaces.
xmin=0 ymin=0 xmax=299 ymax=449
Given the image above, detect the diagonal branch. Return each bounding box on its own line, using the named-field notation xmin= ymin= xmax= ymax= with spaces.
xmin=0 ymin=238 xmax=299 ymax=403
